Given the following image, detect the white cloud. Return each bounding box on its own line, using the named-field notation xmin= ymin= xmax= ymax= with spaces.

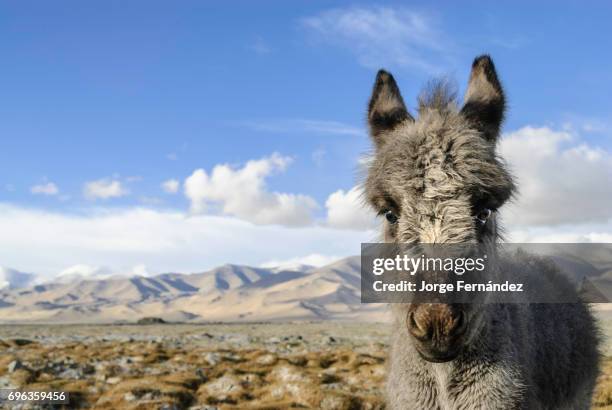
xmin=499 ymin=126 xmax=612 ymax=227
xmin=0 ymin=202 xmax=608 ymax=283
xmin=83 ymin=179 xmax=129 ymax=200
xmin=55 ymin=263 xmax=154 ymax=283
xmin=162 ymin=179 xmax=180 ymax=194
xmin=261 ymin=253 xmax=341 ymax=270
xmin=125 ymin=176 xmax=143 ymax=183
xmin=58 ymin=264 xmax=106 ymax=277
xmin=249 ymin=36 xmax=272 ymax=55
xmin=0 ymin=267 xmax=37 ymax=290
xmin=139 ymin=196 xmax=163 ymax=206
xmin=243 ymin=119 xmax=365 ymax=137
xmin=326 ymin=186 xmax=377 ymax=230
xmin=129 ymin=264 xmax=152 ymax=277
xmin=301 ymin=6 xmax=448 ymax=72
xmin=505 ymin=215 xmax=612 ymax=243
xmin=31 ymin=182 xmax=59 ymax=196
xmin=0 ymin=203 xmax=373 ymax=279
xmin=184 ymin=153 xmax=318 ymax=226
xmin=312 ymin=148 xmax=327 ymax=166
xmin=55 ymin=264 xmax=113 ymax=283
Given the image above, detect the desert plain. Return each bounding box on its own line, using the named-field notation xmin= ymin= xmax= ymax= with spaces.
xmin=1 ymin=317 xmax=612 ymax=410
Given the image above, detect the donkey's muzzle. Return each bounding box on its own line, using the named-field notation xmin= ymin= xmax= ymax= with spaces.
xmin=407 ymin=304 xmax=467 ymax=362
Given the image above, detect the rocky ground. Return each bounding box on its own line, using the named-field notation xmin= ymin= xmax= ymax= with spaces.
xmin=0 ymin=323 xmax=389 ymax=409
xmin=0 ymin=322 xmax=611 ymax=409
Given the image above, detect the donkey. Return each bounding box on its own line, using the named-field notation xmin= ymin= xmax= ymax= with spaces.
xmin=364 ymin=56 xmax=600 ymax=409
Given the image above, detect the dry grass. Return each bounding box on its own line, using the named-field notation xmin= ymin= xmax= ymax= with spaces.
xmin=0 ymin=323 xmax=610 ymax=409
xmin=0 ymin=333 xmax=387 ymax=409
xmin=594 ymin=358 xmax=612 ymax=408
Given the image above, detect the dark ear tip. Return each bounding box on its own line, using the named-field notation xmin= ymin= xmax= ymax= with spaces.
xmin=375 ymin=69 xmax=393 ymax=83
xmin=472 ymin=55 xmax=494 ymax=69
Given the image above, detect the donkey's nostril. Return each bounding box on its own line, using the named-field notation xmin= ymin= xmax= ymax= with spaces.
xmin=408 ymin=311 xmax=417 ymax=329
xmin=408 ymin=306 xmax=466 ymax=342
xmin=407 ymin=310 xmax=430 ymax=340
xmin=450 ymin=310 xmax=467 ymax=337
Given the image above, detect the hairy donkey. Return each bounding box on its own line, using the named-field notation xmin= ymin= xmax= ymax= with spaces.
xmin=364 ymin=56 xmax=600 ymax=409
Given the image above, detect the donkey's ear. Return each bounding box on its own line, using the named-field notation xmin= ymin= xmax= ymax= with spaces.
xmin=460 ymin=55 xmax=505 ymax=142
xmin=368 ymin=70 xmax=413 ymax=148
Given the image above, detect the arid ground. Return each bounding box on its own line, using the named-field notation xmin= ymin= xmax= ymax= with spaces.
xmin=1 ymin=318 xmax=612 ymax=409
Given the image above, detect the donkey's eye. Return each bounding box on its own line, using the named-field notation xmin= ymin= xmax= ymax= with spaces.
xmin=384 ymin=210 xmax=399 ymax=224
xmin=475 ymin=208 xmax=492 ymax=225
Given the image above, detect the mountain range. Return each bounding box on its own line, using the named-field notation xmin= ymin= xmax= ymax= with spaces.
xmin=2 ymin=245 xmax=612 ymax=324
xmin=0 ymin=256 xmax=387 ymax=323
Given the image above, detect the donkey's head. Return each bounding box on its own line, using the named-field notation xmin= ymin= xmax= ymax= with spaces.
xmin=365 ymin=56 xmax=515 ymax=362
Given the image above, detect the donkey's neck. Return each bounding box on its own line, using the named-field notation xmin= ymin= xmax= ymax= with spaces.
xmin=429 ymin=361 xmax=454 ymax=410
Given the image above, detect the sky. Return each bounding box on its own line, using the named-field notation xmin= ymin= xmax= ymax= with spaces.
xmin=1 ymin=1 xmax=612 ymax=281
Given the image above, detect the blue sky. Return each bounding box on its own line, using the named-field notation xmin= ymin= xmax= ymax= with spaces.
xmin=1 ymin=2 xmax=612 ymax=280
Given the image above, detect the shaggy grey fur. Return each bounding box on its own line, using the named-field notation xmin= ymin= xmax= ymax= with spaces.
xmin=364 ymin=56 xmax=600 ymax=409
